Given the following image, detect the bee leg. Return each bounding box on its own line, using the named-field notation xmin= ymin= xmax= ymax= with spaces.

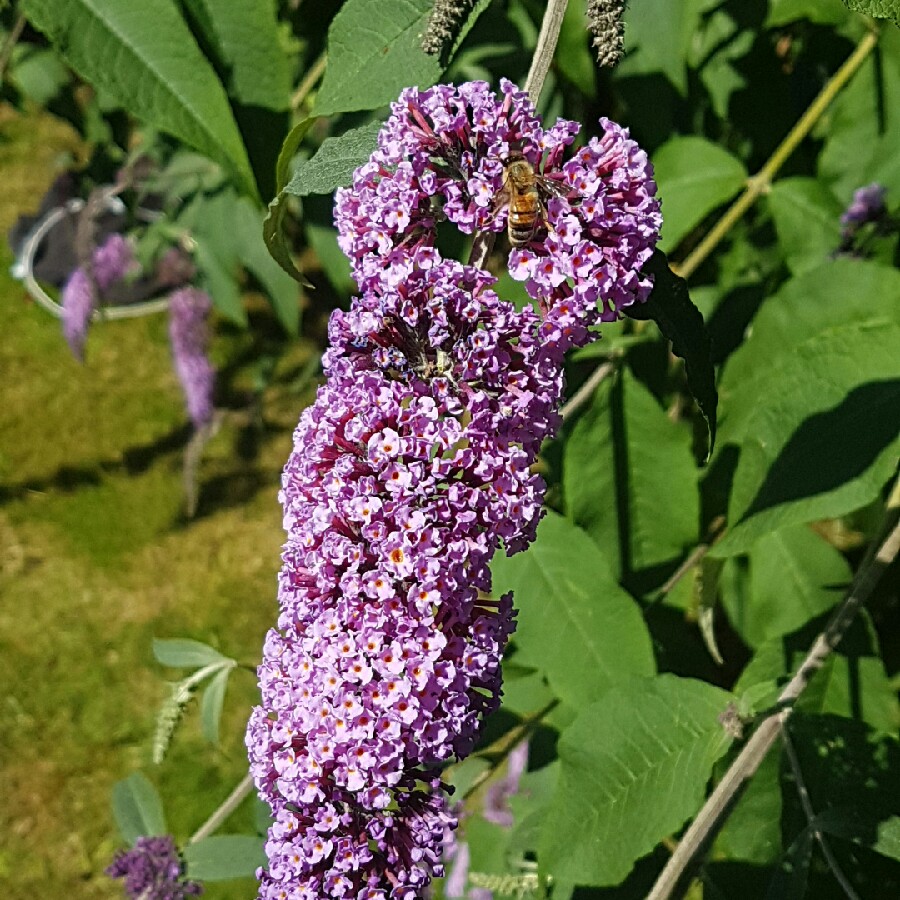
xmin=481 ymin=188 xmax=510 ymax=228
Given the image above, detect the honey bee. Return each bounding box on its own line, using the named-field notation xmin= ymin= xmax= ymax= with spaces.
xmin=494 ymin=153 xmax=566 ymax=247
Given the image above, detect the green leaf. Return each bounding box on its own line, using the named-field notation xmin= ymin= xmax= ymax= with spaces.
xmin=736 ymin=614 xmax=900 ymax=736
xmin=275 ymin=117 xmax=317 ymax=195
xmin=556 ymin=0 xmax=595 ymax=94
xmin=194 ymin=238 xmax=247 ymax=325
xmin=539 ymin=675 xmax=734 ymax=885
xmin=691 ymin=10 xmax=753 ymax=121
xmin=9 ymin=46 xmax=70 ymax=106
xmin=819 ymin=27 xmax=900 ymax=198
xmin=183 ymin=834 xmax=266 ymax=881
xmin=307 ymin=222 xmax=355 ymax=297
xmin=767 ymin=178 xmax=843 ymax=275
xmin=802 ymin=655 xmax=900 ymax=735
xmin=314 ymin=0 xmax=442 ymax=117
xmin=265 ymin=120 xmax=381 ymax=283
xmin=818 ymin=809 xmax=900 ymax=862
xmin=21 ymin=0 xmax=256 ymax=197
xmin=231 ymin=197 xmax=301 ymax=334
xmin=616 ymin=0 xmax=709 ymax=94
xmin=563 ymin=368 xmax=700 ymax=579
xmin=841 ymin=0 xmax=900 ymax=21
xmin=628 ymin=249 xmax=718 ymax=456
xmin=200 ymin=666 xmax=231 ymax=745
xmin=719 ymin=259 xmax=900 ymax=406
xmin=153 ymin=638 xmax=226 ymax=669
xmin=652 ymin=136 xmax=747 ymax=252
xmin=491 ymin=512 xmax=655 ymax=707
xmin=720 ymin=526 xmax=851 ymax=648
xmin=283 ymin=120 xmax=382 ymax=198
xmin=263 ymin=194 xmax=305 ymax=284
xmin=111 ymin=773 xmax=167 ymax=844
xmin=714 ymin=321 xmax=900 ymax=555
xmin=785 ymin=715 xmax=900 ymax=865
xmin=765 ymin=826 xmax=814 ymax=899
xmin=715 ymin=751 xmax=783 ymax=865
xmin=180 ymin=0 xmax=291 ymax=110
xmin=766 ymin=0 xmax=850 ymax=25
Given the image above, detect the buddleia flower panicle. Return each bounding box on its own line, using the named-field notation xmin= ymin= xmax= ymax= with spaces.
xmin=106 ymin=835 xmax=202 ymax=900
xmin=250 ymin=80 xmax=661 ymax=899
xmin=61 ymin=233 xmax=135 ymax=361
xmin=167 ymin=287 xmax=215 ymax=428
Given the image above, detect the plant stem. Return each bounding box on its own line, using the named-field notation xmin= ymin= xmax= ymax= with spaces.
xmin=559 ymin=359 xmax=616 ymax=420
xmin=645 ymin=475 xmax=900 ymax=900
xmin=188 ymin=773 xmax=255 ymax=845
xmin=524 ymin=0 xmax=570 ymax=105
xmin=781 ymin=727 xmax=861 ymax=900
xmin=0 ymin=11 xmax=26 ymax=86
xmin=290 ymin=52 xmax=327 ymax=112
xmin=673 ymin=25 xmax=880 ymax=281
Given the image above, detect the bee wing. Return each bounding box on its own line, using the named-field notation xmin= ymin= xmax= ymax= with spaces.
xmin=536 ymin=174 xmax=569 ymax=200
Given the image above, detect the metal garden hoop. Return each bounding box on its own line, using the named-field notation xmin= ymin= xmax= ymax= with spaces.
xmin=13 ymin=195 xmax=172 ymax=320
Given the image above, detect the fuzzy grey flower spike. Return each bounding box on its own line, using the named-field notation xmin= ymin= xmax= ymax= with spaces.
xmin=587 ymin=0 xmax=627 ymax=68
xmin=421 ymin=0 xmax=478 ymax=55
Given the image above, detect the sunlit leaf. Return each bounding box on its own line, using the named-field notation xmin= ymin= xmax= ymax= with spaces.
xmin=653 ymin=136 xmax=747 ymax=252
xmin=153 ymin=638 xmax=227 ymax=669
xmin=21 ymin=0 xmax=256 ymax=196
xmin=112 ymin=773 xmax=167 ymax=844
xmin=314 ymin=0 xmax=443 ymax=117
xmin=491 ymin=512 xmax=655 ymax=706
xmin=539 ymin=675 xmax=734 ymax=885
xmin=183 ymin=834 xmax=266 ymax=880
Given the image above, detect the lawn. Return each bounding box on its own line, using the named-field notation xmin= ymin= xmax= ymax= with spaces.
xmin=0 ymin=101 xmax=312 ymax=898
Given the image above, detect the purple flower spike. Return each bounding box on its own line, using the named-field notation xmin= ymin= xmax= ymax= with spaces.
xmin=61 ymin=233 xmax=135 ymax=361
xmin=168 ymin=287 xmax=215 ymax=428
xmin=249 ymin=81 xmax=661 ymax=899
xmin=106 ymin=835 xmax=203 ymax=900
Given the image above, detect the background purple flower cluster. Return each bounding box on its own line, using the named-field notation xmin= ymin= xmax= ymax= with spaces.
xmin=106 ymin=835 xmax=202 ymax=900
xmin=248 ymin=80 xmax=661 ymax=899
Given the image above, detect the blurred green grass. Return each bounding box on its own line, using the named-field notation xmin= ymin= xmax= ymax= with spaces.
xmin=0 ymin=103 xmax=312 ymax=897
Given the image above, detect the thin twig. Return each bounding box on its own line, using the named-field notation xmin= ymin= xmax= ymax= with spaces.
xmin=646 ymin=475 xmax=900 ymax=900
xmin=188 ymin=773 xmax=255 ymax=845
xmin=781 ymin=727 xmax=861 ymax=900
xmin=290 ymin=52 xmax=327 ymax=112
xmin=524 ymin=0 xmax=570 ymax=106
xmin=672 ymin=25 xmax=880 ymax=281
xmin=559 ymin=359 xmax=616 ymax=421
xmin=0 ymin=11 xmax=26 ymax=85
xmin=656 ymin=516 xmax=726 ymax=598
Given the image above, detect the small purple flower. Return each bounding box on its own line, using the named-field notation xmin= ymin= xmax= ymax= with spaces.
xmin=61 ymin=233 xmax=134 ymax=361
xmin=840 ymin=183 xmax=887 ymax=237
xmin=106 ymin=835 xmax=202 ymax=900
xmin=167 ymin=288 xmax=215 ymax=428
xmin=443 ymin=841 xmax=493 ymax=900
xmin=483 ymin=740 xmax=528 ymax=827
